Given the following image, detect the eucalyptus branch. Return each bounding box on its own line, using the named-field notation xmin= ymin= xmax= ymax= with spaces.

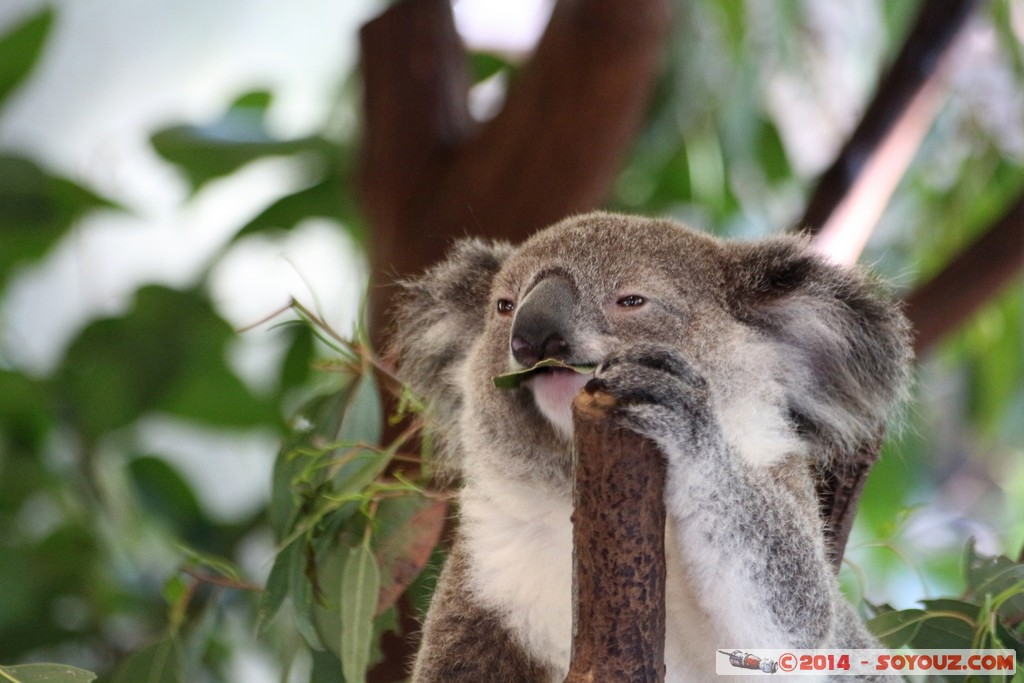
xmin=182 ymin=567 xmax=263 ymax=593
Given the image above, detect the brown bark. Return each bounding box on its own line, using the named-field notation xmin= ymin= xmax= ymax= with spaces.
xmin=565 ymin=390 xmax=666 ymax=683
xmin=904 ymin=192 xmax=1024 ymax=355
xmin=359 ymin=0 xmax=671 ymax=345
xmin=798 ymin=0 xmax=979 ymax=234
xmin=817 ymin=433 xmax=883 ymax=571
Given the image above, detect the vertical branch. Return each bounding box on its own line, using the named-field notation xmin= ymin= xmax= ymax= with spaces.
xmin=359 ymin=0 xmax=670 ymax=347
xmin=566 ymin=390 xmax=666 ymax=683
xmin=816 ymin=432 xmax=883 ymax=571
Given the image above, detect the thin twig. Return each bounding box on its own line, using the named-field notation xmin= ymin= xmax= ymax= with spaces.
xmin=183 ymin=567 xmax=264 ymax=593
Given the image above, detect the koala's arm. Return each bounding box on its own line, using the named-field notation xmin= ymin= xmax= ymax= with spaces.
xmin=591 ymin=343 xmax=847 ymax=648
xmin=411 ymin=543 xmax=555 ymax=683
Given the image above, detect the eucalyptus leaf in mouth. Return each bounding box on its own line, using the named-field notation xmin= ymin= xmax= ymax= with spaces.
xmin=492 ymin=359 xmax=598 ymax=390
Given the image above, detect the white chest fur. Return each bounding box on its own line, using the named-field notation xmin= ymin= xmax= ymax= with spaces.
xmin=458 ymin=473 xmax=728 ymax=682
xmin=460 ymin=474 xmax=575 ymax=675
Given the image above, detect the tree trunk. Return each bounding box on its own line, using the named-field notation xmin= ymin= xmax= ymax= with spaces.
xmin=359 ymin=0 xmax=670 ymax=348
xmin=565 ymin=390 xmax=667 ymax=683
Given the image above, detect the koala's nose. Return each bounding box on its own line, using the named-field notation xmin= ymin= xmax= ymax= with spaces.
xmin=510 ymin=276 xmax=576 ymax=368
xmin=511 ymin=332 xmax=568 ymax=367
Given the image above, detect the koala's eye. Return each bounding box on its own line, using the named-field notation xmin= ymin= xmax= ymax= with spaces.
xmin=496 ymin=299 xmax=516 ymax=315
xmin=617 ymin=295 xmax=646 ymax=308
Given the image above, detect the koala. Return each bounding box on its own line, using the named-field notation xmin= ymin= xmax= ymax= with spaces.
xmin=392 ymin=212 xmax=912 ymax=682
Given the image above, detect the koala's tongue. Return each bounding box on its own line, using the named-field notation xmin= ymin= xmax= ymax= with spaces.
xmin=526 ymin=369 xmax=593 ymax=437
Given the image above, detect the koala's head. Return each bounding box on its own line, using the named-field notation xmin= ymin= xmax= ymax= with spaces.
xmin=392 ymin=212 xmax=911 ymax=484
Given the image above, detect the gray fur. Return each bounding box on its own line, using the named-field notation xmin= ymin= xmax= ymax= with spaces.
xmin=392 ymin=212 xmax=912 ymax=682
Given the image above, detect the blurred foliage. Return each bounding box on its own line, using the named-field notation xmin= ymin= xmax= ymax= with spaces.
xmin=0 ymin=664 xmax=96 ymax=683
xmin=868 ymin=542 xmax=1024 ymax=681
xmin=0 ymin=8 xmax=118 ymax=291
xmin=150 ymin=89 xmax=364 ymax=248
xmin=0 ymin=2 xmax=1023 ymax=682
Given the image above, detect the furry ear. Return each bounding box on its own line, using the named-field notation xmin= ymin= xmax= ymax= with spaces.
xmin=390 ymin=238 xmax=513 ymax=460
xmin=726 ymin=237 xmax=913 ymax=457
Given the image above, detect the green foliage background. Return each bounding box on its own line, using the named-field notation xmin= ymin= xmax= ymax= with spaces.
xmin=0 ymin=2 xmax=1022 ymax=681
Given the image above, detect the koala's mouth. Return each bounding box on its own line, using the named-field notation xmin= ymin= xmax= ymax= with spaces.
xmin=523 ymin=366 xmax=596 ymax=440
xmin=493 ymin=360 xmax=596 ymax=439
xmin=524 ymin=367 xmax=594 ymax=392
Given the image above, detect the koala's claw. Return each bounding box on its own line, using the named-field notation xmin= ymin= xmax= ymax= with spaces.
xmin=590 ymin=343 xmax=715 ymax=451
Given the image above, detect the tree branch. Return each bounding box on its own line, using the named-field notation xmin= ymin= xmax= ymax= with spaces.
xmin=566 ymin=389 xmax=666 ymax=683
xmin=426 ymin=0 xmax=672 ymax=244
xmin=904 ymin=192 xmax=1024 ymax=355
xmin=816 ymin=433 xmax=883 ymax=571
xmin=359 ymin=0 xmax=670 ymax=343
xmin=799 ymin=0 xmax=979 ymax=238
xmin=358 ymin=0 xmax=473 ymax=267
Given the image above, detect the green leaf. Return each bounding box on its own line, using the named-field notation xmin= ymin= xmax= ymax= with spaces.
xmin=236 ymin=175 xmax=354 ymax=239
xmin=158 ymin=349 xmax=279 ymax=428
xmin=867 ymin=608 xmax=926 ymax=647
xmin=0 ymin=370 xmax=52 ymax=449
xmin=338 ymin=372 xmax=382 ymax=449
xmin=339 ymin=542 xmax=381 ymax=683
xmin=270 ymin=376 xmax=361 ymax=537
xmin=128 ymin=457 xmax=204 ymax=536
xmin=308 ymin=650 xmax=345 ymax=683
xmin=312 ymin=543 xmax=349 ymax=657
xmin=0 ymin=156 xmax=117 ymax=289
xmin=918 ymin=598 xmax=980 ymax=619
xmin=291 ymin=544 xmax=323 ymax=650
xmin=756 ymin=118 xmax=792 ymax=184
xmin=965 ymin=291 xmax=1024 ymax=433
xmin=279 ymin=325 xmax=315 ymax=396
xmin=372 ymin=497 xmax=447 ymax=614
xmin=321 ymin=371 xmax=389 ymax=503
xmin=0 ymin=664 xmax=96 ymax=683
xmin=493 ymin=359 xmax=597 ymax=389
xmin=149 ymin=93 xmax=331 ymax=192
xmin=152 ymin=125 xmax=321 ymax=190
xmin=468 ymin=52 xmax=512 ymax=83
xmin=650 ymin=144 xmax=691 ymax=206
xmin=910 ymin=602 xmax=976 ymax=649
xmin=230 ymin=90 xmax=273 ymax=111
xmin=256 ymin=538 xmax=299 ymax=635
xmin=108 ymin=638 xmax=181 ymax=683
xmin=268 ymin=441 xmax=310 ymax=540
xmin=174 ymin=543 xmax=243 ymax=582
xmin=716 ymin=0 xmax=747 ymax=55
xmin=57 ymin=286 xmax=278 ymax=436
xmin=258 ymin=535 xmax=325 ymax=647
xmin=0 ymin=9 xmax=54 ymax=107
xmin=331 ymin=447 xmax=391 ymax=502
xmin=965 ymin=541 xmax=1024 ymax=621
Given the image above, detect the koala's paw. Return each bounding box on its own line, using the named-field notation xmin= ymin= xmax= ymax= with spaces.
xmin=586 ymin=343 xmax=718 ymax=457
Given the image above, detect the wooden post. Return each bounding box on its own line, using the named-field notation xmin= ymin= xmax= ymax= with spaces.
xmin=565 ymin=390 xmax=667 ymax=683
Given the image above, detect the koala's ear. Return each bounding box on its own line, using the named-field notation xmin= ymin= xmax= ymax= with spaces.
xmin=389 ymin=238 xmax=513 ymax=399
xmin=725 ymin=237 xmax=913 ymax=455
